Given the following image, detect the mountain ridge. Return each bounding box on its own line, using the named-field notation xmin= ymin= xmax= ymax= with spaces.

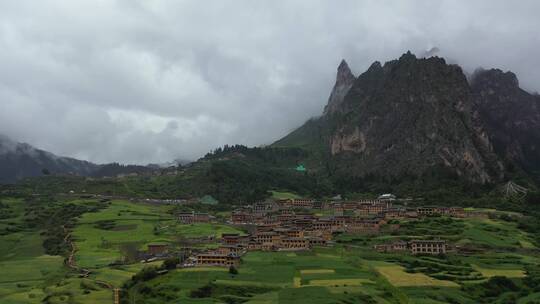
xmin=0 ymin=135 xmax=158 ymax=183
xmin=274 ymin=51 xmax=540 ymax=184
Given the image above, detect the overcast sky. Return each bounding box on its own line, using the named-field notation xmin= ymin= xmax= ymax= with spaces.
xmin=0 ymin=1 xmax=539 ymax=164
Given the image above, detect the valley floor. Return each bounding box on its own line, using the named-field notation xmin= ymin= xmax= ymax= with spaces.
xmin=0 ymin=197 xmax=539 ymax=303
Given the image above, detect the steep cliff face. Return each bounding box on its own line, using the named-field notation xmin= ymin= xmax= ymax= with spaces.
xmin=471 ymin=69 xmax=540 ymax=173
xmin=323 ymin=60 xmax=356 ymax=115
xmin=326 ymin=52 xmax=498 ymax=183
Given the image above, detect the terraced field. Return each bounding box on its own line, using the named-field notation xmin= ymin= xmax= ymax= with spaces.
xmin=376 ymin=265 xmax=459 ymax=287
xmin=0 ymin=197 xmax=245 ymax=304
xmin=1 ymin=195 xmax=540 ymax=304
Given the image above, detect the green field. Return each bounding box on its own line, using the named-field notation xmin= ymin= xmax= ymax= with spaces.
xmin=1 ymin=195 xmax=540 ymax=304
xmin=0 ymin=230 xmax=66 ymax=304
xmin=126 ymin=244 xmax=540 ymax=303
xmin=127 ymin=248 xmax=394 ymax=303
xmin=0 ymin=197 xmax=247 ymax=303
xmin=123 ymin=213 xmax=540 ymax=303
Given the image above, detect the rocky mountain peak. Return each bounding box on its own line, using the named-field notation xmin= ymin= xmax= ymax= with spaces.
xmin=365 ymin=61 xmax=383 ymax=74
xmin=326 ymin=52 xmax=499 ymax=183
xmin=471 ymin=68 xmax=520 ymax=93
xmin=324 ymin=59 xmax=356 ymax=115
xmin=399 ymin=50 xmax=416 ymax=62
xmin=335 ymin=59 xmax=355 ymax=84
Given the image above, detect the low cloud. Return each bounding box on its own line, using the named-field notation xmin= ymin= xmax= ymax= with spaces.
xmin=0 ymin=0 xmax=539 ymax=164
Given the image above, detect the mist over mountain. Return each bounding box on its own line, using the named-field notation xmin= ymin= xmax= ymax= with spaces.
xmin=0 ymin=135 xmax=98 ymax=183
xmin=2 ymin=51 xmax=540 ymax=186
xmin=0 ymin=135 xmax=155 ymax=183
xmin=274 ymin=52 xmax=540 ymax=184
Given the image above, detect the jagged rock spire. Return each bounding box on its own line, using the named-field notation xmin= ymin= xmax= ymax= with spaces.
xmin=324 ymin=59 xmax=356 ymax=115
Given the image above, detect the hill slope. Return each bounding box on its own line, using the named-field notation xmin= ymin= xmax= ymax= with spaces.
xmin=0 ymin=135 xmax=153 ymax=183
xmin=0 ymin=135 xmax=98 ymax=183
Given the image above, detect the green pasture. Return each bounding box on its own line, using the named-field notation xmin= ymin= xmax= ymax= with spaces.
xmin=459 ymin=218 xmax=535 ymax=248
xmin=382 ymin=216 xmax=537 ymax=250
xmin=75 ymin=199 xmax=173 ymax=224
xmin=0 ymin=231 xmax=65 ymax=304
xmin=270 ymin=191 xmax=301 ymax=200
xmin=163 ymin=222 xmax=245 ymax=239
xmin=129 ymin=248 xmax=389 ymax=303
xmin=72 ymin=200 xmax=173 ymax=268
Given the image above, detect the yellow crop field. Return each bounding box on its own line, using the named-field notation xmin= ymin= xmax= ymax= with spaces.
xmin=376 ymin=266 xmax=459 ymax=287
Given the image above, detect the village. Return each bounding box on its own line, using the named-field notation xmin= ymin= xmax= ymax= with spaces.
xmin=140 ymin=194 xmax=491 ymax=269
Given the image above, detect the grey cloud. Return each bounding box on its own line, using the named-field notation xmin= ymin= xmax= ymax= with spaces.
xmin=0 ymin=0 xmax=539 ymax=164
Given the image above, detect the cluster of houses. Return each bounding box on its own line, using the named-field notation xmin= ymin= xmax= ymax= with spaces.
xmin=148 ymin=195 xmax=487 ymax=268
xmin=230 ymin=198 xmax=467 ymax=227
xmin=183 ymin=196 xmax=474 ymax=267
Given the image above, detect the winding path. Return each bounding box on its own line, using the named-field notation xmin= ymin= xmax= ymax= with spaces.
xmin=63 ymin=225 xmax=117 ymax=303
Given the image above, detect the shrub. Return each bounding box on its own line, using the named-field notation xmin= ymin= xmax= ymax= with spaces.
xmin=162 ymin=257 xmax=180 ymax=270
xmin=190 ymin=284 xmax=214 ymax=298
xmin=132 ymin=266 xmax=158 ymax=283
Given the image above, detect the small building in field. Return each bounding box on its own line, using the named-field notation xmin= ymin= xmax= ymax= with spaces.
xmin=447 ymin=207 xmax=465 ymax=218
xmin=194 ymin=212 xmax=210 ymax=223
xmin=416 ymin=206 xmax=440 ymax=216
xmin=374 ymin=241 xmax=407 ymax=253
xmin=178 ymin=211 xmax=210 ymax=224
xmin=147 ymin=243 xmax=168 ymax=256
xmin=279 ymin=237 xmax=310 ymax=251
xmin=216 ymin=245 xmax=245 ymax=255
xmin=410 ymin=240 xmax=446 ymax=255
xmin=221 ymin=233 xmax=242 ymax=245
xmin=195 ymin=253 xmax=240 ymax=267
xmin=307 ymin=237 xmax=328 ymax=247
